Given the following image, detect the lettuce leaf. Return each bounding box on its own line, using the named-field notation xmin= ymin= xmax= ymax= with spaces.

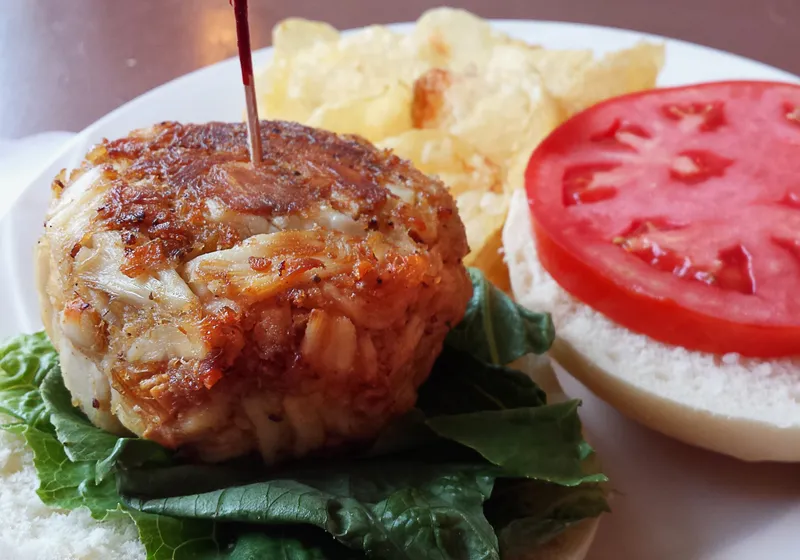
xmin=0 ymin=269 xmax=607 ymax=560
xmin=446 ymin=269 xmax=555 ymax=365
xmin=417 ymin=347 xmax=547 ymax=416
xmin=128 ymin=512 xmax=354 ymax=560
xmin=0 ymin=331 xmax=58 ymax=429
xmin=427 ymin=402 xmax=606 ymax=485
xmin=486 ymin=479 xmax=609 ymax=554
xmin=124 ymin=462 xmax=498 ymax=560
xmin=39 ymin=363 xmax=171 ymax=482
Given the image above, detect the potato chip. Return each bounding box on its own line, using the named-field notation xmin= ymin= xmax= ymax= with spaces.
xmin=255 ymin=11 xmax=664 ymax=285
xmin=379 ymin=129 xmax=501 ymax=196
xmin=456 ymin=190 xmax=510 ymax=290
xmin=558 ymin=42 xmax=665 ymax=114
xmin=413 ymin=8 xmax=498 ymax=70
xmin=412 ymin=44 xmax=562 ymax=171
xmin=257 ymin=25 xmax=425 ymax=123
xmin=306 ymin=83 xmax=413 ymax=143
xmin=255 ymin=60 xmax=312 ymax=123
xmin=525 ymin=49 xmax=594 ymax=116
xmin=272 ymin=18 xmax=339 ymax=56
xmin=470 ymin=227 xmax=512 ymax=293
xmin=413 ymin=7 xmax=539 ymax=71
xmin=255 ymin=20 xmax=342 ymax=122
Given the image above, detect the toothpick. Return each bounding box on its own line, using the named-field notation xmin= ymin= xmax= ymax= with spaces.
xmin=232 ymin=0 xmax=262 ymax=164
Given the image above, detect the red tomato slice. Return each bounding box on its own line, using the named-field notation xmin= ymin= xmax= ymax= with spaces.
xmin=526 ymin=81 xmax=800 ymax=358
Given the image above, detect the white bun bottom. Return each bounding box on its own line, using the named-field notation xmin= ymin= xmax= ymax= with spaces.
xmin=503 ymin=188 xmax=800 ymax=462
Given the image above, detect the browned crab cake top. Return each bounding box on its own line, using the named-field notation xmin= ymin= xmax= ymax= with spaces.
xmin=37 ymin=120 xmax=471 ymax=462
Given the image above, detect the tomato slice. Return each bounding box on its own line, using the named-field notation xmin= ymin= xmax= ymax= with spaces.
xmin=526 ymin=81 xmax=800 ymax=358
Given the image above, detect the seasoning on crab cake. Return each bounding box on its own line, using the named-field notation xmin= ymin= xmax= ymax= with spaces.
xmin=36 ymin=120 xmax=471 ymax=463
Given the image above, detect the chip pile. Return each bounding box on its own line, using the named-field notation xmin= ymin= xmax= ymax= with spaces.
xmin=255 ymin=8 xmax=664 ymax=288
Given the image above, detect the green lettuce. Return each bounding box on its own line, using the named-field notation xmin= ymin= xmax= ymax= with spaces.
xmin=0 ymin=269 xmax=608 ymax=559
xmin=446 ymin=268 xmax=555 ymax=365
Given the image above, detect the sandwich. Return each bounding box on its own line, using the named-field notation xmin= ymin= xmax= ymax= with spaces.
xmin=504 ymin=80 xmax=800 ymax=462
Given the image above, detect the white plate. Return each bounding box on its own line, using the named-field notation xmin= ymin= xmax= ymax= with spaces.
xmin=3 ymin=20 xmax=799 ymax=560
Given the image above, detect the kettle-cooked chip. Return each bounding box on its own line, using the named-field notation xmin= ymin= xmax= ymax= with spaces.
xmin=455 ymin=190 xmax=511 ymax=290
xmin=411 ymin=45 xmax=562 ymax=171
xmin=525 ymin=48 xmax=594 ymax=116
xmin=272 ymin=18 xmax=339 ymax=55
xmin=412 ymin=7 xmax=500 ymax=70
xmin=257 ymin=26 xmax=426 ymax=124
xmin=379 ymin=129 xmax=502 ymax=196
xmin=307 ymin=83 xmax=414 ymax=143
xmin=255 ymin=10 xmax=664 ymax=285
xmin=255 ymin=19 xmax=342 ymax=123
xmin=549 ymin=43 xmax=665 ymax=115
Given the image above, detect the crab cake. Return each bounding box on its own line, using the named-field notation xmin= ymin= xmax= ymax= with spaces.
xmin=36 ymin=120 xmax=471 ymax=463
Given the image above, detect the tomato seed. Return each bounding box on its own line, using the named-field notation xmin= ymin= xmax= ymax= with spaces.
xmin=716 ymin=244 xmax=757 ymax=295
xmin=783 ymin=102 xmax=800 ymax=125
xmin=591 ymin=119 xmax=651 ymax=151
xmin=562 ymin=163 xmax=620 ymax=206
xmin=670 ymin=150 xmax=734 ymax=185
xmin=662 ymin=101 xmax=726 ymax=132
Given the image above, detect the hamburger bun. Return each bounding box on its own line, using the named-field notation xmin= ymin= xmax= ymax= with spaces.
xmin=503 ymin=188 xmax=800 ymax=462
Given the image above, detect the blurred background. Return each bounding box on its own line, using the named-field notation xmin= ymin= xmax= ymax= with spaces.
xmin=1 ymin=0 xmax=797 ymax=138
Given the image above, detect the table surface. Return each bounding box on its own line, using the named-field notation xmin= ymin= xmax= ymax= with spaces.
xmin=1 ymin=0 xmax=799 ymax=139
